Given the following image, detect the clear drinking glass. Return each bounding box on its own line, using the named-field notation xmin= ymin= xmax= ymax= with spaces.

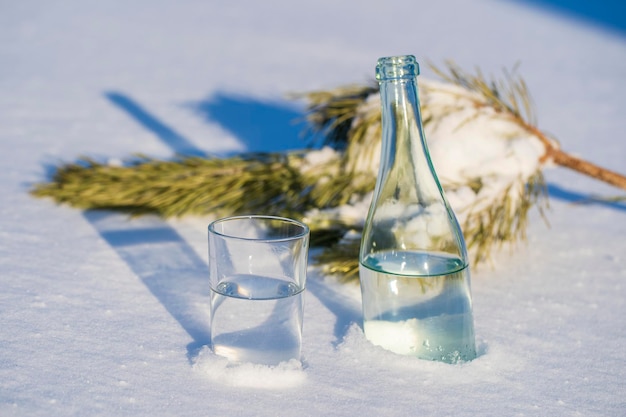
xmin=208 ymin=215 xmax=309 ymax=366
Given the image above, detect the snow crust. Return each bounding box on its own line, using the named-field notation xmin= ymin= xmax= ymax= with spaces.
xmin=1 ymin=0 xmax=625 ymax=416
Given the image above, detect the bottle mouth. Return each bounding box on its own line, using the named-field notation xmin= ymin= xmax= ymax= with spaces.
xmin=376 ymin=55 xmax=420 ymax=81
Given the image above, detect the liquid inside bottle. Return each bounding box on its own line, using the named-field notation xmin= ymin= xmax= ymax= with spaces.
xmin=360 ymin=251 xmax=476 ymax=363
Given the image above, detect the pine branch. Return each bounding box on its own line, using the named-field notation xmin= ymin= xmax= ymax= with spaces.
xmin=430 ymin=61 xmax=626 ymax=191
xmin=31 ymin=61 xmax=626 ymax=283
xmin=31 ymin=152 xmax=373 ymax=254
xmin=315 ymin=237 xmax=361 ymax=282
xmin=299 ymin=85 xmax=378 ymax=149
xmin=32 ymin=154 xmax=313 ymax=217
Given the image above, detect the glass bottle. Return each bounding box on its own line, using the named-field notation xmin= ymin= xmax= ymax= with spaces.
xmin=359 ymin=55 xmax=476 ymax=363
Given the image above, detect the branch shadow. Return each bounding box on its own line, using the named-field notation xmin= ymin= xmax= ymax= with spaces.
xmin=186 ymin=92 xmax=313 ymax=153
xmin=85 ymin=211 xmax=211 ymax=361
xmin=508 ymin=0 xmax=626 ymax=36
xmin=547 ymin=183 xmax=626 ymax=212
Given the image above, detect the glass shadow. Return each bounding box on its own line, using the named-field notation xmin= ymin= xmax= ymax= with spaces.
xmin=84 ymin=210 xmax=211 ymax=360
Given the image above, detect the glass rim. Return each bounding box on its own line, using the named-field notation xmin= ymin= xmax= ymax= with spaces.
xmin=208 ymin=214 xmax=310 ymax=242
xmin=376 ymin=54 xmax=420 ymax=81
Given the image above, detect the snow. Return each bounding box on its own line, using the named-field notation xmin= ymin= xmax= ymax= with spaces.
xmin=2 ymin=0 xmax=626 ymax=416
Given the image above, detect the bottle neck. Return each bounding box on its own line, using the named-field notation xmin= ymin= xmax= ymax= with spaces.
xmin=378 ymin=77 xmax=422 ymax=156
xmin=376 ymin=55 xmax=424 ymax=164
xmin=361 ymin=55 xmax=468 ymax=265
xmin=379 ymin=77 xmax=426 ymax=179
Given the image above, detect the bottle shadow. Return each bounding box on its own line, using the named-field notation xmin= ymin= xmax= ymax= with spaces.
xmin=105 ymin=91 xmax=209 ymax=157
xmin=84 ymin=210 xmax=211 ymax=361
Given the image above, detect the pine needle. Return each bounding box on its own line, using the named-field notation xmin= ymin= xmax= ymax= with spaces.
xmin=299 ymin=85 xmax=378 ymax=149
xmin=429 ymin=60 xmax=537 ymax=126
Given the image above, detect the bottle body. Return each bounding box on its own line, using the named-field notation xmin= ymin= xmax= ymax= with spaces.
xmin=359 ymin=56 xmax=476 ymax=363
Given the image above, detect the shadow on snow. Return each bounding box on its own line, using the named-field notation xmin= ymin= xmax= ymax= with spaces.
xmin=186 ymin=92 xmax=313 ymax=154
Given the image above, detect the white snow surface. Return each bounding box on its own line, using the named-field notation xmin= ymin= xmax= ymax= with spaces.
xmin=2 ymin=1 xmax=626 ymax=416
